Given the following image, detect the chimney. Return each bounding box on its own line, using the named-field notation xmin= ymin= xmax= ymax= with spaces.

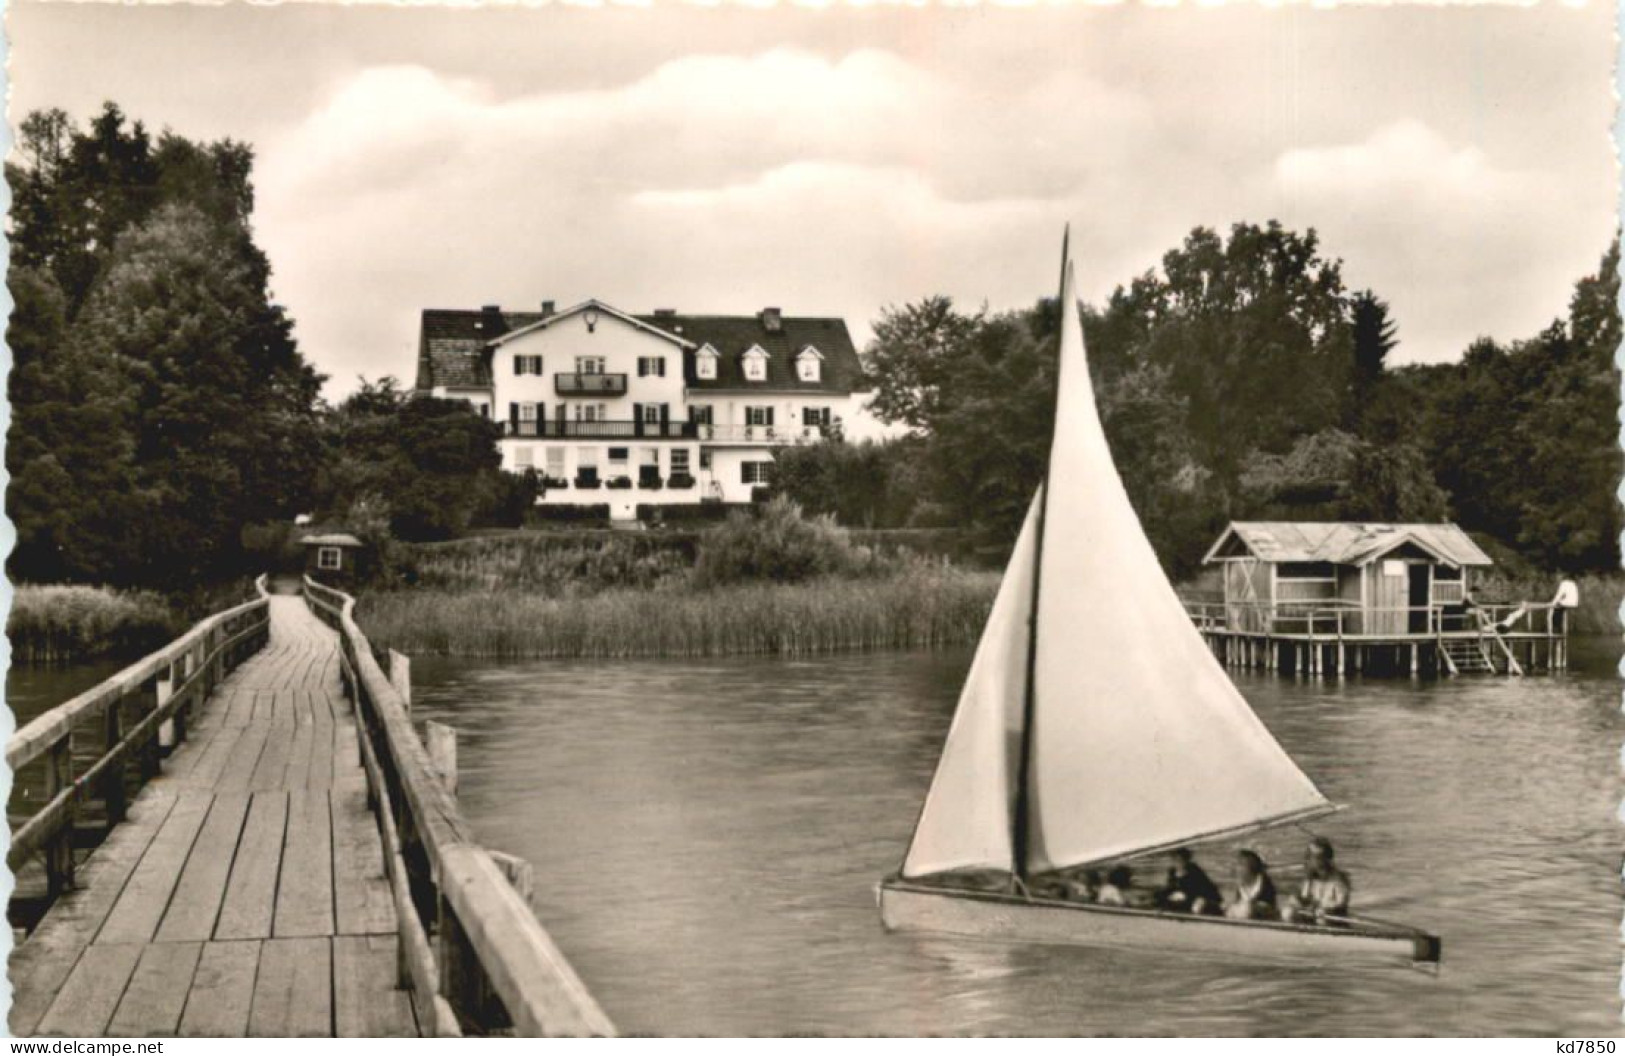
xmin=541 ymin=300 xmax=556 ymax=317
xmin=481 ymin=304 xmax=502 ymax=314
xmin=653 ymin=308 xmax=677 ymax=319
xmin=760 ymin=307 xmax=783 ymax=333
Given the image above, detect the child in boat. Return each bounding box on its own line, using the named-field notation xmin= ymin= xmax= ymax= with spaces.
xmin=1225 ymin=849 xmax=1278 ymax=920
xmin=1282 ymin=837 xmax=1351 ymax=924
xmin=1156 ymin=848 xmax=1222 ymax=915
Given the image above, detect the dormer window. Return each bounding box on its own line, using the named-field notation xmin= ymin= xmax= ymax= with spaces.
xmin=695 ymin=344 xmax=719 ymax=381
xmin=742 ymin=345 xmax=770 ymax=382
xmin=795 ymin=346 xmax=824 ymax=383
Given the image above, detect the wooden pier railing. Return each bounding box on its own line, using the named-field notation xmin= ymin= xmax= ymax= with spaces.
xmin=7 ymin=576 xmax=272 ymax=900
xmin=300 ymin=576 xmax=615 ymax=1038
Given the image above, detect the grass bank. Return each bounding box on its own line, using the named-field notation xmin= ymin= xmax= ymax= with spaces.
xmin=8 ymin=585 xmax=176 ymax=663
xmin=357 ymin=564 xmax=1000 ymax=659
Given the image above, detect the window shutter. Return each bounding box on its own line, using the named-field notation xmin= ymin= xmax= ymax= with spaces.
xmin=741 ymin=463 xmax=751 ymax=484
xmin=638 ymin=359 xmax=647 ymax=377
xmin=537 ymin=404 xmax=546 ymax=428
xmin=659 ymin=403 xmax=670 ymax=428
xmin=633 ymin=403 xmax=644 ymax=436
xmin=509 ymin=403 xmax=518 ymax=427
xmin=765 ymin=407 xmax=775 ymax=426
xmin=657 ymin=359 xmax=666 ymax=377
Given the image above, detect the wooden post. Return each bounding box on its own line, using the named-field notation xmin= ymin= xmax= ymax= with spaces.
xmin=426 ymin=722 xmax=457 ymax=797
xmin=156 ymin=672 xmax=176 ymax=751
xmin=44 ymin=740 xmax=74 ymax=897
xmin=487 ymin=850 xmax=536 ymax=906
xmin=390 ymin=650 xmax=412 ymax=710
xmin=1409 ymin=643 xmax=1420 ymax=675
xmin=103 ymin=699 xmax=127 ymax=827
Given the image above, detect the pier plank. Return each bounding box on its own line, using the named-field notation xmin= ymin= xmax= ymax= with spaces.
xmin=96 ymin=792 xmax=214 ymax=945
xmin=176 ymin=941 xmax=260 ymax=1038
xmin=35 ymin=943 xmax=143 ymax=1037
xmin=107 ymin=941 xmax=202 ymax=1037
xmin=214 ymin=792 xmax=288 ymax=941
xmin=274 ymin=787 xmax=336 ymax=937
xmin=335 ymin=934 xmax=415 ymax=1038
xmin=155 ymin=793 xmax=251 ymax=943
xmin=332 ymin=783 xmax=396 ymax=936
xmin=249 ymin=937 xmax=331 ymax=1037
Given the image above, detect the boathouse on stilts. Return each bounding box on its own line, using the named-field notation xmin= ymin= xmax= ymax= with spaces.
xmin=1185 ymin=522 xmax=1569 ymax=677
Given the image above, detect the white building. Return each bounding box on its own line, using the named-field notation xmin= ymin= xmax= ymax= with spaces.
xmin=414 ymin=299 xmax=870 ymax=520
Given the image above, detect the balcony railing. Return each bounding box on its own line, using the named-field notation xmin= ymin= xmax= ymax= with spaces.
xmin=555 ymin=373 xmax=628 ymax=396
xmin=695 ymin=423 xmax=828 ymax=444
xmin=505 ymin=420 xmax=697 ymax=439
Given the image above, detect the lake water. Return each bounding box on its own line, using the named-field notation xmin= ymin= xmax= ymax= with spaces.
xmin=410 ymin=640 xmax=1622 ymax=1036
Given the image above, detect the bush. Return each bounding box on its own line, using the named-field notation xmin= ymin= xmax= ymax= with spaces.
xmin=527 ymin=504 xmax=611 ymax=526
xmin=8 ymin=585 xmax=177 ymax=662
xmin=693 ymin=496 xmax=866 ymax=588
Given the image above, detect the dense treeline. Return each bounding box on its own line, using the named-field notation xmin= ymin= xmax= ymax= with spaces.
xmin=6 ymin=106 xmax=519 ymax=590
xmin=779 ymin=223 xmax=1621 ymax=580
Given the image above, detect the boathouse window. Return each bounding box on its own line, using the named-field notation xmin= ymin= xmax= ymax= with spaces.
xmin=637 ymin=356 xmax=666 ymax=378
xmin=741 ymin=461 xmax=773 ymax=485
xmin=1434 ymin=565 xmax=1463 ymax=580
xmin=1382 ymin=559 xmax=1407 ymax=577
xmin=317 ymin=547 xmax=342 ymax=571
xmin=1276 ymin=562 xmax=1336 ymax=581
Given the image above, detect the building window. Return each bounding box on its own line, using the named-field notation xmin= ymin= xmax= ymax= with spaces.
xmin=515 ymin=354 xmax=543 ymax=376
xmin=317 ymin=547 xmax=342 ymax=571
xmin=803 ymin=406 xmax=831 ymax=429
xmin=797 ymin=348 xmax=821 ymax=382
xmin=742 ymin=346 xmax=769 ymax=382
xmin=576 ymin=356 xmax=605 ymax=375
xmin=578 ymin=447 xmax=599 ymax=468
xmin=641 ymin=404 xmax=663 ymax=424
xmin=699 ymin=450 xmax=713 ymax=470
xmin=637 ymin=356 xmax=666 ymax=378
xmin=575 ymin=403 xmax=606 ymax=423
xmin=696 ymin=345 xmax=719 ymax=380
xmin=688 ymin=405 xmax=714 ymax=426
xmin=741 ymin=461 xmax=773 ymax=485
xmin=1276 ymin=562 xmax=1336 ymax=581
xmin=545 ymin=448 xmax=566 ymax=476
xmin=746 ymin=406 xmax=775 ymax=427
xmin=608 ymin=447 xmax=629 ymax=466
xmin=518 ymin=403 xmax=539 ymax=422
xmin=672 ymin=449 xmax=691 ymax=474
xmin=515 ymin=445 xmax=535 ymax=468
xmin=476 ymin=403 xmax=490 ymax=419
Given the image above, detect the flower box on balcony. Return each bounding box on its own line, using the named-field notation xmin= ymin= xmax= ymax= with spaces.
xmin=543 ymin=476 xmax=570 ymax=490
xmin=606 ymin=476 xmax=634 ymax=490
xmin=667 ymin=473 xmax=697 ymax=490
xmin=638 ymin=477 xmax=664 ymax=490
xmin=574 ymin=475 xmax=602 ymax=490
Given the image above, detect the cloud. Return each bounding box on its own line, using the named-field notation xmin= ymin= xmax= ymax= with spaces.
xmin=1272 ymin=119 xmax=1600 ymax=361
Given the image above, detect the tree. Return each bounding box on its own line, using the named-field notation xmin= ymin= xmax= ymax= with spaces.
xmin=1347 ymin=290 xmax=1397 ymax=430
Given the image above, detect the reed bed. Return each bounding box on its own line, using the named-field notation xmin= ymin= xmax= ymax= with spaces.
xmin=8 ymin=584 xmax=176 ymax=663
xmin=357 ymin=565 xmax=1000 ymax=659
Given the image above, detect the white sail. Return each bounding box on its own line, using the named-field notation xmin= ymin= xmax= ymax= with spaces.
xmin=900 ymin=494 xmax=1041 ymax=879
xmin=1022 ymin=259 xmax=1334 ymax=874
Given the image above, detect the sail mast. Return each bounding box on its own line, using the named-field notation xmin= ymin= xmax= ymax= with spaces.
xmin=1010 ymin=227 xmax=1071 ymax=885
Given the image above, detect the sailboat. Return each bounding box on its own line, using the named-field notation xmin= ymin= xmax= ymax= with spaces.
xmin=878 ymin=238 xmax=1441 ymax=967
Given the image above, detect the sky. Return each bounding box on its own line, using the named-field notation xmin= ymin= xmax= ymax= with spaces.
xmin=8 ymin=1 xmax=1617 ymax=399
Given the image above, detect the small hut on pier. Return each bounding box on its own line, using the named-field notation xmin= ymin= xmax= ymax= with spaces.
xmin=1202 ymin=522 xmax=1494 ymax=635
xmin=300 ymin=531 xmax=368 ymax=586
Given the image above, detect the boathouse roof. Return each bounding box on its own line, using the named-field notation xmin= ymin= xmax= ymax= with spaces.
xmin=300 ymin=532 xmax=365 ymax=548
xmin=1203 ymin=522 xmax=1494 ymax=568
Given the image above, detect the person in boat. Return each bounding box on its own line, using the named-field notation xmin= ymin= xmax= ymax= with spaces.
xmin=1282 ymin=837 xmax=1351 ymax=925
xmin=1097 ymin=865 xmax=1138 ymax=907
xmin=1551 ymin=577 xmax=1580 ymax=634
xmin=1067 ymin=869 xmax=1102 ymax=904
xmin=1156 ymin=848 xmax=1222 ymax=915
xmin=1225 ymin=849 xmax=1278 ymax=921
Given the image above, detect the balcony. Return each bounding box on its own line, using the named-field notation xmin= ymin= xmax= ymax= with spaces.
xmin=695 ymin=423 xmax=828 ymax=445
xmin=555 ymin=373 xmax=628 ymax=396
xmin=505 ymin=420 xmax=698 ymax=440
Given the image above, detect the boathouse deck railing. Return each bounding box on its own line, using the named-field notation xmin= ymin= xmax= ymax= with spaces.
xmin=1181 ymin=599 xmax=1563 ymax=638
xmin=6 ymin=575 xmax=273 ymax=899
xmin=300 ymin=575 xmax=615 ymax=1038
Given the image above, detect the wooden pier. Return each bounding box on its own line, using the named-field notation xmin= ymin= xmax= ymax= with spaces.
xmin=9 ymin=577 xmax=614 ymax=1038
xmin=1184 ymin=600 xmax=1570 ymax=677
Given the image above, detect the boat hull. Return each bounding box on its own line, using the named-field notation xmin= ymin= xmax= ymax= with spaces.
xmin=878 ymin=878 xmax=1440 ymax=967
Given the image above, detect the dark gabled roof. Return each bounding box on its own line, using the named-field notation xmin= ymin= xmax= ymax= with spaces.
xmin=414 ymin=305 xmax=868 ymax=395
xmin=1204 ymin=522 xmax=1494 ymax=568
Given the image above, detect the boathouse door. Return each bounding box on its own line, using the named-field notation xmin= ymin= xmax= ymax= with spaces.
xmin=1407 ymin=564 xmax=1431 ymax=633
